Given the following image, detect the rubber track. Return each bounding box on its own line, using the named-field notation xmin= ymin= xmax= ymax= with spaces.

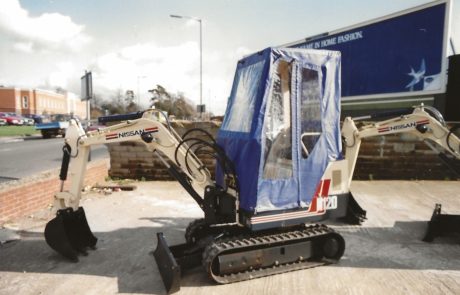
xmin=202 ymin=224 xmax=341 ymax=284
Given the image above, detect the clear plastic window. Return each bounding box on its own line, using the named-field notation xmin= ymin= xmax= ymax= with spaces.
xmin=221 ymin=60 xmax=265 ymax=133
xmin=262 ymin=60 xmax=293 ymax=179
xmin=300 ymin=67 xmax=322 ymax=158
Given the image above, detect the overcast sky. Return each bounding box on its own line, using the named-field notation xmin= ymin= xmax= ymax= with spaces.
xmin=0 ymin=0 xmax=458 ymax=115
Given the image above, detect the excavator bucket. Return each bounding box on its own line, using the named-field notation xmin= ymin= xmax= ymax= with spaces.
xmin=44 ymin=207 xmax=97 ymax=262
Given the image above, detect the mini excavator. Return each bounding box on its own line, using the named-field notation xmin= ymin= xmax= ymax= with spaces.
xmin=44 ymin=48 xmax=460 ymax=293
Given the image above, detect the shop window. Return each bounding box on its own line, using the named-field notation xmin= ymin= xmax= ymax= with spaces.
xmin=22 ymin=96 xmax=28 ymax=108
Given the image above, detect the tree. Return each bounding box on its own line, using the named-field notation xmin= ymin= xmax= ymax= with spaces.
xmin=149 ymin=84 xmax=171 ymax=105
xmin=148 ymin=85 xmax=197 ymax=119
xmin=173 ymin=93 xmax=196 ymax=119
xmin=55 ymin=87 xmax=66 ymax=94
xmin=89 ymin=86 xmax=145 ymax=119
xmin=94 ymin=88 xmax=140 ymax=115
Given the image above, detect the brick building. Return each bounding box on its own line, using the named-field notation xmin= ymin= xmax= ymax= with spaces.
xmin=0 ymin=87 xmax=86 ymax=117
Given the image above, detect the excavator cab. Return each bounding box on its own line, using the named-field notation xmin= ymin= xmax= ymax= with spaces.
xmin=216 ymin=47 xmax=358 ymax=227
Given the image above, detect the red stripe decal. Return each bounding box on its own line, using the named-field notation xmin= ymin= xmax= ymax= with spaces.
xmin=309 ymin=198 xmax=317 ymax=213
xmin=416 ymin=120 xmax=429 ymax=125
xmin=145 ymin=127 xmax=158 ymax=132
xmin=106 ymin=133 xmax=118 ymax=140
xmin=314 ymin=181 xmax=322 ymax=197
xmin=309 ymin=181 xmax=323 ymax=213
xmin=321 ymin=179 xmax=331 ymax=197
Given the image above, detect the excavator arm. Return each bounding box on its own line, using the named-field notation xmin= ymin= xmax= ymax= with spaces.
xmin=341 ymin=104 xmax=460 ymax=241
xmin=45 ymin=109 xmax=238 ymax=263
xmin=54 ymin=110 xmax=212 ymax=211
xmin=342 ymin=105 xmax=460 ymax=185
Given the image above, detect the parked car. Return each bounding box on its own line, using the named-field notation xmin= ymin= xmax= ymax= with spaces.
xmin=24 ymin=114 xmax=46 ymax=124
xmin=5 ymin=113 xmax=34 ymax=126
xmin=0 ymin=118 xmax=6 ymax=126
xmin=0 ymin=112 xmax=24 ymax=126
xmin=10 ymin=113 xmax=35 ymax=126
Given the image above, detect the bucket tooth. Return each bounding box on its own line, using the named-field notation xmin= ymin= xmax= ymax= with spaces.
xmin=44 ymin=207 xmax=97 ymax=261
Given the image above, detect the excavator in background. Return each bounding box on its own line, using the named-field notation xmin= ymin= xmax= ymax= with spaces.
xmin=44 ymin=48 xmax=460 ymax=293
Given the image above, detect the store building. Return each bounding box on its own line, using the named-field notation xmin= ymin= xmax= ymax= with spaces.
xmin=0 ymin=87 xmax=86 ymax=117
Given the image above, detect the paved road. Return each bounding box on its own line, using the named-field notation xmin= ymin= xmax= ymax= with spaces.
xmin=0 ymin=136 xmax=109 ymax=183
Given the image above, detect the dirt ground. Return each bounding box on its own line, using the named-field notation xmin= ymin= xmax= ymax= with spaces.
xmin=1 ymin=180 xmax=460 ymax=295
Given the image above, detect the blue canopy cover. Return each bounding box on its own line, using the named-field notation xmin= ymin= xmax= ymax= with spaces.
xmin=218 ymin=47 xmax=341 ymax=213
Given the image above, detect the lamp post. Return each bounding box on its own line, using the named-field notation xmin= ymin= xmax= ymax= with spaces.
xmin=137 ymin=75 xmax=146 ymax=108
xmin=170 ymin=14 xmax=203 ymax=119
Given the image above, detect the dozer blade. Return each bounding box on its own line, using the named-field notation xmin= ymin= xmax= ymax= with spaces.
xmin=154 ymin=232 xmax=206 ymax=293
xmin=44 ymin=207 xmax=97 ymax=262
xmin=154 ymin=232 xmax=181 ymax=294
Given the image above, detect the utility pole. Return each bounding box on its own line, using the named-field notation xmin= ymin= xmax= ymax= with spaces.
xmin=170 ymin=14 xmax=204 ymax=119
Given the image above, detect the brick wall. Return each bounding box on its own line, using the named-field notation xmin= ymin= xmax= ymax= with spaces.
xmin=0 ymin=88 xmax=18 ymax=112
xmin=108 ymin=121 xmax=459 ymax=182
xmin=0 ymin=159 xmax=109 ymax=225
xmin=353 ymin=133 xmax=460 ymax=180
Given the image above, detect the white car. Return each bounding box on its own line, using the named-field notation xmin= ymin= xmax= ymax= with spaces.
xmin=20 ymin=116 xmax=35 ymax=126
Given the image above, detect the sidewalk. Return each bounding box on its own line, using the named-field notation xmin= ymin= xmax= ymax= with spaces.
xmin=1 ymin=180 xmax=459 ymax=294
